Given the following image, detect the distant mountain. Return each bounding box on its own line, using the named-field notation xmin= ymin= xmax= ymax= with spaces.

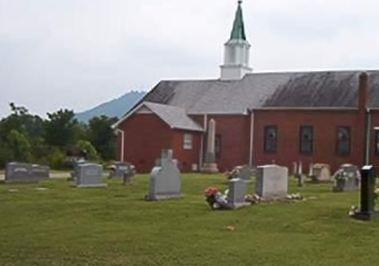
xmin=76 ymin=91 xmax=146 ymax=123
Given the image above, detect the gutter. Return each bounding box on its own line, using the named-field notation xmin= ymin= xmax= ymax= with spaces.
xmin=248 ymin=110 xmax=254 ymax=167
xmin=115 ymin=128 xmax=125 ymax=162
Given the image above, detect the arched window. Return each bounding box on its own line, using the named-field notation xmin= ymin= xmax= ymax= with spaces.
xmin=264 ymin=125 xmax=278 ymax=153
xmin=336 ymin=127 xmax=351 ymax=155
xmin=300 ymin=126 xmax=313 ymax=154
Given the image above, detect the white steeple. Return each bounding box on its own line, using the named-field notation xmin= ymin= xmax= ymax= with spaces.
xmin=220 ymin=0 xmax=252 ymax=80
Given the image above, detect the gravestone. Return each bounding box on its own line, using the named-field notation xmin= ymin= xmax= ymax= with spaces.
xmin=202 ymin=119 xmax=219 ymax=173
xmin=256 ymin=164 xmax=288 ymax=200
xmin=70 ymin=159 xmax=86 ymax=180
xmin=146 ymin=150 xmax=181 ymax=201
xmin=30 ymin=164 xmax=50 ymax=180
xmin=311 ymin=164 xmax=331 ymax=182
xmin=292 ymin=161 xmax=306 ymax=187
xmin=236 ymin=166 xmax=253 ymax=180
xmin=75 ymin=163 xmax=107 ymax=188
xmin=5 ymin=162 xmax=50 ymax=183
xmin=352 ymin=165 xmax=377 ymax=220
xmin=109 ymin=162 xmax=135 ymax=179
xmin=123 ymin=164 xmax=136 ymax=185
xmin=228 ymin=165 xmax=253 ymax=180
xmin=333 ymin=164 xmax=360 ymax=192
xmin=226 ymin=178 xmax=250 ymax=209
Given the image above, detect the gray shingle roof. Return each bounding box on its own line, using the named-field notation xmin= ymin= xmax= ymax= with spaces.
xmin=142 ymin=102 xmax=203 ymax=132
xmin=143 ymin=70 xmax=379 ymax=114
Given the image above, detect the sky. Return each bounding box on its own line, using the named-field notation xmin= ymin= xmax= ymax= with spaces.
xmin=1 ymin=0 xmax=379 ymax=118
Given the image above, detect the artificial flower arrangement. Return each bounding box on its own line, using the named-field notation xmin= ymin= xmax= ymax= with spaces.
xmin=204 ymin=186 xmax=229 ymax=210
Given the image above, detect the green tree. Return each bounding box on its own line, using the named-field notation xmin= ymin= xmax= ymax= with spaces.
xmin=0 ymin=103 xmax=44 ymax=167
xmin=6 ymin=129 xmax=32 ymax=162
xmin=0 ymin=103 xmax=44 ymax=141
xmin=88 ymin=115 xmax=118 ymax=160
xmin=44 ymin=109 xmax=81 ymax=148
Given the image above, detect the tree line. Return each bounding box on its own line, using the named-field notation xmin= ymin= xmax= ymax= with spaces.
xmin=0 ymin=103 xmax=118 ymax=169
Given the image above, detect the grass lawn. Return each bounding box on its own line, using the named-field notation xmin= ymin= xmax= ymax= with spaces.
xmin=0 ymin=174 xmax=377 ymax=266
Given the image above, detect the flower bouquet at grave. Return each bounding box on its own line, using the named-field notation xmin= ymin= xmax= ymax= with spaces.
xmin=204 ymin=187 xmax=228 ymax=210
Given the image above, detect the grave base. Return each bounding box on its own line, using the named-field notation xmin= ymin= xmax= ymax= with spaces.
xmin=227 ymin=202 xmax=251 ymax=209
xmin=145 ymin=193 xmax=182 ymax=201
xmin=5 ymin=179 xmax=42 ymax=184
xmin=332 ymin=186 xmax=359 ymax=192
xmin=202 ymin=163 xmax=219 ymax=174
xmin=76 ymin=183 xmax=108 ymax=188
xmin=259 ymin=195 xmax=287 ymax=202
xmin=352 ymin=211 xmax=377 ymax=221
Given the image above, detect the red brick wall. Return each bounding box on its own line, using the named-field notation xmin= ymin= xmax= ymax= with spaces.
xmin=118 ymin=113 xmax=173 ymax=172
xmin=206 ymin=115 xmax=251 ymax=172
xmin=253 ymin=110 xmax=365 ymax=173
xmin=117 ymin=109 xmax=369 ymax=175
xmin=118 ymin=113 xmax=202 ymax=173
xmin=171 ymin=130 xmax=202 ymax=172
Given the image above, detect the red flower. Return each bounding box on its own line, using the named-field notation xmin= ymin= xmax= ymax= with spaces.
xmin=204 ymin=187 xmax=220 ymax=197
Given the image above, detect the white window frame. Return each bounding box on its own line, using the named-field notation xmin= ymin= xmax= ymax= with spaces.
xmin=183 ymin=133 xmax=193 ymax=150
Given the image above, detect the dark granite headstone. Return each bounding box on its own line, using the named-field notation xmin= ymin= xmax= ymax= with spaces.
xmin=352 ymin=165 xmax=377 ymax=220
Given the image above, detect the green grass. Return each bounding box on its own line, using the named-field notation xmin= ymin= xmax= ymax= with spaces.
xmin=0 ymin=174 xmax=377 ymax=266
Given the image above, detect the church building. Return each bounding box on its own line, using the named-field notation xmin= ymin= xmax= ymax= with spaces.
xmin=114 ymin=1 xmax=379 ymax=173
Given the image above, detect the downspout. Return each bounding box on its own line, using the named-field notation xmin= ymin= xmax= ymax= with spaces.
xmin=115 ymin=129 xmax=125 ymax=162
xmin=365 ymin=109 xmax=371 ymax=165
xmin=359 ymin=72 xmax=370 ymax=165
xmin=249 ymin=109 xmax=254 ymax=167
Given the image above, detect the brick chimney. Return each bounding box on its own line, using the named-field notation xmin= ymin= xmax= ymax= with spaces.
xmin=358 ymin=72 xmax=369 ymax=112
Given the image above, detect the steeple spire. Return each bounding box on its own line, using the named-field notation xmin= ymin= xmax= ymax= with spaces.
xmin=230 ymin=0 xmax=246 ymax=41
xmin=220 ymin=0 xmax=252 ymax=80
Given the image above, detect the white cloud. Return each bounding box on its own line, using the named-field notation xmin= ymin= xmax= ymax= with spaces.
xmin=0 ymin=0 xmax=379 ymax=117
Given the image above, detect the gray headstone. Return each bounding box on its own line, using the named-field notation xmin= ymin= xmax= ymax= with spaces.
xmin=229 ymin=165 xmax=253 ymax=180
xmin=227 ymin=178 xmax=250 ymax=209
xmin=30 ymin=164 xmax=50 ymax=180
xmin=5 ymin=162 xmax=49 ymax=183
xmin=109 ymin=162 xmax=135 ymax=179
xmin=256 ymin=164 xmax=288 ymax=200
xmin=147 ymin=150 xmax=181 ymax=201
xmin=333 ymin=164 xmax=360 ymax=192
xmin=75 ymin=163 xmax=106 ymax=188
xmin=238 ymin=166 xmax=253 ymax=180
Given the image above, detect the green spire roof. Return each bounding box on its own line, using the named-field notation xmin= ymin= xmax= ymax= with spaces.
xmin=230 ymin=0 xmax=246 ymax=41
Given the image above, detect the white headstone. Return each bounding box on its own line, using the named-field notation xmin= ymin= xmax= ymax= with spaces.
xmin=256 ymin=164 xmax=288 ymax=200
xmin=312 ymin=163 xmax=331 ymax=182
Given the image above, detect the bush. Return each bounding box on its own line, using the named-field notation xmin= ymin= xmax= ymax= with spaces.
xmin=48 ymin=148 xmax=67 ymax=170
xmin=0 ymin=144 xmax=11 ymax=168
xmin=76 ymin=140 xmax=100 ymax=162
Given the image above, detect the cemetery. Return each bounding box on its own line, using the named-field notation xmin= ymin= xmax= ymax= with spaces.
xmin=1 ymin=1 xmax=379 ymax=265
xmin=1 ymin=161 xmax=379 ymax=265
